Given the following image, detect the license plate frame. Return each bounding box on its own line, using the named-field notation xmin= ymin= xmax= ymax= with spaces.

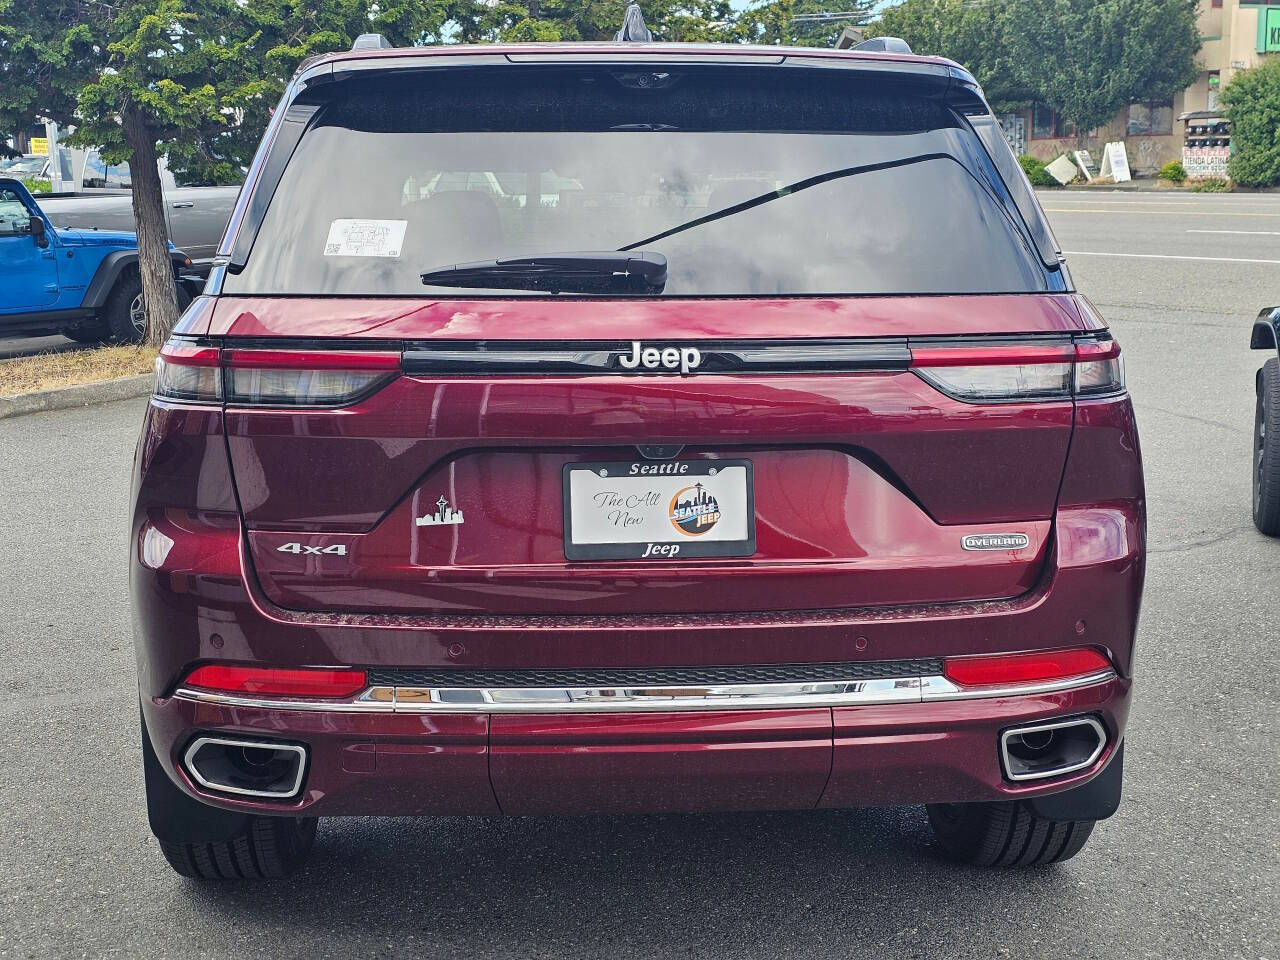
xmin=562 ymin=459 xmax=756 ymax=561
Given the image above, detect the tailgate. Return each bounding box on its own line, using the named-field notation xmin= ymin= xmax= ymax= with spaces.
xmin=215 ymin=294 xmax=1083 ymax=617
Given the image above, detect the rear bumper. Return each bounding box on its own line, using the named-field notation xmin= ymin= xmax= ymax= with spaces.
xmin=142 ymin=673 xmax=1128 ymax=817
xmin=131 ymin=398 xmax=1144 ymax=820
xmin=134 ymin=500 xmax=1141 ymax=816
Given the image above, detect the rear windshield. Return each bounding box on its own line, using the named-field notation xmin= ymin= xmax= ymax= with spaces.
xmin=226 ymin=68 xmax=1049 ymax=297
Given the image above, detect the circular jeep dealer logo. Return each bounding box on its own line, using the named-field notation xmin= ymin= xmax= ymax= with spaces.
xmin=669 ymin=482 xmax=721 ymax=536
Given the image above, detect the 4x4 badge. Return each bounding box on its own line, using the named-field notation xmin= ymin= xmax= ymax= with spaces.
xmin=961 ymin=533 xmax=1029 ymax=551
xmin=417 ymin=495 xmax=465 ymax=526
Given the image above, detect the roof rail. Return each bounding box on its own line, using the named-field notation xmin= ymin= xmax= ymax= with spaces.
xmin=352 ymin=33 xmax=393 ymax=51
xmin=851 ymin=36 xmax=912 ymax=54
xmin=615 ymin=2 xmax=654 ymax=42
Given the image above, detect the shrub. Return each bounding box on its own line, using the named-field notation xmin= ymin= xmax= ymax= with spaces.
xmin=1158 ymin=161 xmax=1187 ymax=183
xmin=1221 ymin=59 xmax=1280 ymax=187
xmin=21 ymin=177 xmax=50 ymax=194
xmin=1192 ymin=177 xmax=1232 ymax=193
xmin=1018 ymin=154 xmax=1058 ymax=187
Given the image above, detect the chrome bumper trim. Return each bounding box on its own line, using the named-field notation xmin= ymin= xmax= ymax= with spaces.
xmin=172 ymin=669 xmax=1116 ymax=714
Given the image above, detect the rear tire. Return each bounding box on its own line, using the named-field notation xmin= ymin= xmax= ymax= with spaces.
xmin=103 ymin=270 xmax=145 ymax=344
xmin=141 ymin=710 xmax=317 ymax=880
xmin=1254 ymin=358 xmax=1280 ymax=536
xmin=158 ymin=817 xmax=318 ymax=881
xmin=926 ymin=801 xmax=1096 ymax=867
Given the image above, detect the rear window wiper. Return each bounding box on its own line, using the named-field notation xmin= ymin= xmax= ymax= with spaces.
xmin=421 ymin=251 xmax=666 ymax=294
xmin=618 ymin=153 xmax=950 ymax=251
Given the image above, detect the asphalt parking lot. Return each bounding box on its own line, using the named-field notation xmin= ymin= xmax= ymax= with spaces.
xmin=1 ymin=189 xmax=1277 ymax=959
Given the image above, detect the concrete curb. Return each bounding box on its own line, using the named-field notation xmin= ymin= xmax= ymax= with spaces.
xmin=0 ymin=373 xmax=152 ymax=421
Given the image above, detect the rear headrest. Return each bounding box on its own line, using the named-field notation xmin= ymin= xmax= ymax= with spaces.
xmin=405 ymin=189 xmax=504 ymax=263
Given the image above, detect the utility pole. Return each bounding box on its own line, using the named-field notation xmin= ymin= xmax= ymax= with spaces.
xmin=44 ymin=120 xmax=63 ymax=192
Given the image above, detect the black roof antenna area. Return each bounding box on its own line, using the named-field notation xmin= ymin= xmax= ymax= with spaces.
xmin=615 ymin=2 xmax=654 ymax=42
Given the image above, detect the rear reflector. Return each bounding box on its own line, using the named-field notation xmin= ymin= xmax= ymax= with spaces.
xmin=942 ymin=648 xmax=1112 ymax=687
xmin=183 ymin=665 xmax=368 ymax=698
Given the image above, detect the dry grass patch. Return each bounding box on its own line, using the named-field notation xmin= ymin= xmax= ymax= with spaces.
xmin=0 ymin=344 xmax=156 ymax=397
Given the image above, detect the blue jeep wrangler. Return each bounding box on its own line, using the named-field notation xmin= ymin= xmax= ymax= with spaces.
xmin=0 ymin=177 xmax=200 ymax=343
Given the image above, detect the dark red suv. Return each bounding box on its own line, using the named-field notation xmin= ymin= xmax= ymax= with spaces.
xmin=132 ymin=37 xmax=1144 ymax=880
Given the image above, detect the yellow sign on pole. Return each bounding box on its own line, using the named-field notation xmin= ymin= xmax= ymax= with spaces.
xmin=29 ymin=137 xmax=49 ymax=155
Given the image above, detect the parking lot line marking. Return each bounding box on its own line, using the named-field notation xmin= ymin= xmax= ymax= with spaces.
xmin=1043 ymin=208 xmax=1280 ymax=216
xmin=1062 ymin=250 xmax=1280 ymax=265
xmin=1038 ymin=196 xmax=1280 ymax=204
xmin=1185 ymin=229 xmax=1280 ymax=235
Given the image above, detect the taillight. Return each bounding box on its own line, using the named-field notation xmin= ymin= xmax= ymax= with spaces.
xmin=224 ymin=348 xmax=400 ymax=407
xmin=943 ymin=648 xmax=1113 ymax=687
xmin=154 ymin=341 xmax=221 ymax=402
xmin=910 ymin=337 xmax=1124 ymax=403
xmin=1073 ymin=339 xmax=1125 ymax=397
xmin=183 ymin=664 xmax=368 ymax=698
xmin=155 ymin=339 xmax=402 ymax=407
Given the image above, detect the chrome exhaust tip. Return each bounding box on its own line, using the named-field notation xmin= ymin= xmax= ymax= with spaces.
xmin=1000 ymin=716 xmax=1106 ymax=782
xmin=183 ymin=736 xmax=307 ymax=799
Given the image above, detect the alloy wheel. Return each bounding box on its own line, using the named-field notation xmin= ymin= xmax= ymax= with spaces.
xmin=130 ymin=293 xmax=146 ymax=337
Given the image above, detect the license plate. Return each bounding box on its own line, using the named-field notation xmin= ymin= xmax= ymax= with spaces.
xmin=563 ymin=459 xmax=755 ymax=561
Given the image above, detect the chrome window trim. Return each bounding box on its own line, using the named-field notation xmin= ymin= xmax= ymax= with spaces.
xmin=173 ymin=669 xmax=1115 ymax=715
xmin=181 ymin=736 xmax=309 ymax=799
xmin=998 ymin=715 xmax=1108 ymax=782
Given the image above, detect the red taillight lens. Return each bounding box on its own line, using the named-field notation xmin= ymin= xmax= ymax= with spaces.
xmin=224 ymin=349 xmax=400 ymax=407
xmin=183 ymin=665 xmax=368 ymax=698
xmin=943 ymin=648 xmax=1113 ymax=687
xmin=154 ymin=341 xmax=221 ymax=402
xmin=910 ymin=337 xmax=1124 ymax=402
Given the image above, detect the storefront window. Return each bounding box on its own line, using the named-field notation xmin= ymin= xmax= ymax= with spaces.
xmin=1127 ymin=99 xmax=1174 ymax=135
xmin=1031 ymin=103 xmax=1075 ymax=139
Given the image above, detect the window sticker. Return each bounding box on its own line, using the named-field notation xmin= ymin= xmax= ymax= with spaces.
xmin=323 ymin=219 xmax=407 ymax=258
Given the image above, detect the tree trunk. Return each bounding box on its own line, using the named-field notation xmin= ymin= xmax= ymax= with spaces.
xmin=121 ymin=102 xmax=179 ymax=347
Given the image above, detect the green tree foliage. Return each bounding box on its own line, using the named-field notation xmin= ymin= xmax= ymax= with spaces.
xmin=739 ymin=0 xmax=878 ymax=49
xmin=446 ymin=0 xmax=738 ymax=44
xmin=1222 ymin=58 xmax=1280 ymax=188
xmin=0 ymin=0 xmax=97 ymax=134
xmin=446 ymin=0 xmax=873 ymax=47
xmin=1002 ymin=0 xmax=1200 ymax=135
xmin=4 ymin=0 xmax=447 ymax=342
xmin=867 ymin=0 xmax=1031 ymax=109
xmin=869 ymin=0 xmax=1200 ymax=132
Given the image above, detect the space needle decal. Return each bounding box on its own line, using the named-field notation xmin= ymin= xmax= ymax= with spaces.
xmin=416 ymin=494 xmax=465 ymax=526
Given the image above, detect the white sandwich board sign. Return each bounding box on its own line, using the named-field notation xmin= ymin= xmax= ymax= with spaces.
xmin=1098 ymin=142 xmax=1132 ymax=182
xmin=1073 ymin=150 xmax=1097 ymax=183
